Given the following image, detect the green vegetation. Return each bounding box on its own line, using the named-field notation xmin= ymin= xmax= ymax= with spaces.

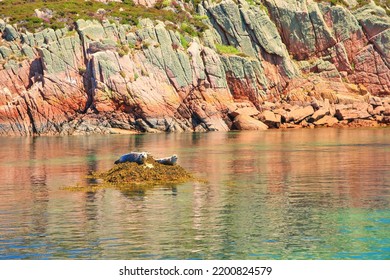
xmin=117 ymin=44 xmax=130 ymax=57
xmin=154 ymin=0 xmax=171 ymax=10
xmin=215 ymin=43 xmax=241 ymax=55
xmin=180 ymin=34 xmax=189 ymax=49
xmin=119 ymin=70 xmax=126 ymax=78
xmin=193 ymin=15 xmax=208 ymax=20
xmin=313 ymin=0 xmax=348 ymax=6
xmin=180 ymin=22 xmax=197 ymax=36
xmin=0 ymin=0 xmax=208 ymax=34
xmin=245 ymin=0 xmax=256 ymax=6
xmin=78 ymin=66 xmax=86 ymax=75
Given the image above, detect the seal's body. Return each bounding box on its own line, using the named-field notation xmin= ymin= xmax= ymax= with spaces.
xmin=156 ymin=155 xmax=178 ymax=166
xmin=114 ymin=152 xmax=147 ymax=165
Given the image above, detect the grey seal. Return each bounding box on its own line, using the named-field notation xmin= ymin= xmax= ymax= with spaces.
xmin=114 ymin=152 xmax=147 ymax=164
xmin=156 ymin=155 xmax=178 ymax=166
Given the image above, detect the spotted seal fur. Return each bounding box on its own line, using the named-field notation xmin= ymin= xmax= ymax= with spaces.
xmin=156 ymin=155 xmax=178 ymax=166
xmin=114 ymin=152 xmax=147 ymax=165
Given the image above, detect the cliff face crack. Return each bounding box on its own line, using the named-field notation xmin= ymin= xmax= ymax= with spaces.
xmin=152 ymin=28 xmax=179 ymax=90
xmin=369 ymin=31 xmax=390 ymax=69
xmin=239 ymin=9 xmax=264 ymax=55
xmin=199 ymin=50 xmax=214 ymax=87
xmin=265 ymin=0 xmax=288 ymax=51
xmin=83 ymin=59 xmax=95 ymax=113
xmin=308 ymin=6 xmax=320 ymax=57
xmin=205 ymin=7 xmax=233 ymax=45
xmin=19 ymin=95 xmax=37 ymax=135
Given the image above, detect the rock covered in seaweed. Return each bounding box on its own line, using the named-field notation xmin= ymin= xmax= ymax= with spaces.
xmin=94 ymin=156 xmax=193 ymax=186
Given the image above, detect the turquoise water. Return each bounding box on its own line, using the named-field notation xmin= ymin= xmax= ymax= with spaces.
xmin=0 ymin=128 xmax=389 ymax=259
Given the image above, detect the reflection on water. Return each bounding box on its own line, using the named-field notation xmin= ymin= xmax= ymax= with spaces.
xmin=0 ymin=129 xmax=389 ymax=259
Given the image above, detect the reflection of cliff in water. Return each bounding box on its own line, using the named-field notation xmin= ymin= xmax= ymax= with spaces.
xmin=85 ymin=149 xmax=98 ymax=185
xmin=0 ymin=130 xmax=389 ymax=259
xmin=29 ymin=137 xmax=49 ymax=238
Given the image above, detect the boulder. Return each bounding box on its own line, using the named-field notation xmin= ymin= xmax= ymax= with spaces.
xmin=258 ymin=110 xmax=281 ymax=128
xmin=372 ymin=105 xmax=385 ymax=115
xmin=383 ymin=106 xmax=390 ymax=116
xmin=289 ymin=106 xmax=315 ymax=123
xmin=309 ymin=108 xmax=329 ymax=122
xmin=231 ymin=106 xmax=260 ymax=118
xmin=273 ymin=108 xmax=289 ymax=122
xmin=314 ymin=116 xmax=339 ymax=126
xmin=233 ymin=115 xmax=268 ymax=130
xmin=4 ymin=25 xmax=19 ymax=41
xmin=335 ymin=108 xmax=371 ymax=120
xmin=369 ymin=96 xmax=383 ymax=107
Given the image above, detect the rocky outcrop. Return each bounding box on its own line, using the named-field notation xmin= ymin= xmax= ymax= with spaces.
xmin=0 ymin=0 xmax=389 ymax=136
xmin=264 ymin=0 xmax=390 ymax=95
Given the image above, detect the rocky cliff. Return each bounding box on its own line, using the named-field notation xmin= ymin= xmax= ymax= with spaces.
xmin=0 ymin=0 xmax=389 ymax=136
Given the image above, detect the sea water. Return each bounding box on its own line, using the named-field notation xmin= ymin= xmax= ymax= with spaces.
xmin=0 ymin=128 xmax=389 ymax=259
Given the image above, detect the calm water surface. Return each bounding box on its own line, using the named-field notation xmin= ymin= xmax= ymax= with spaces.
xmin=0 ymin=129 xmax=389 ymax=259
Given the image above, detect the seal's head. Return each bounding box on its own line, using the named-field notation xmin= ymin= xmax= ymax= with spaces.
xmin=139 ymin=152 xmax=148 ymax=163
xmin=171 ymin=154 xmax=178 ymax=165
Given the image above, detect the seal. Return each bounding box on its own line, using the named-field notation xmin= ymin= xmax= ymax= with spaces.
xmin=156 ymin=155 xmax=178 ymax=166
xmin=114 ymin=152 xmax=147 ymax=165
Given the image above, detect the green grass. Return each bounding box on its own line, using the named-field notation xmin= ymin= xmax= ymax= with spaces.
xmin=180 ymin=34 xmax=189 ymax=49
xmin=0 ymin=0 xmax=207 ymax=33
xmin=215 ymin=44 xmax=241 ymax=55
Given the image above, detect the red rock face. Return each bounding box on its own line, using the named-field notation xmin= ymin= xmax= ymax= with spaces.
xmin=264 ymin=1 xmax=389 ymax=96
xmin=225 ymin=71 xmax=263 ymax=108
xmin=341 ymin=31 xmax=368 ymax=63
xmin=0 ymin=61 xmax=87 ymax=136
xmin=349 ymin=45 xmax=390 ymax=95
